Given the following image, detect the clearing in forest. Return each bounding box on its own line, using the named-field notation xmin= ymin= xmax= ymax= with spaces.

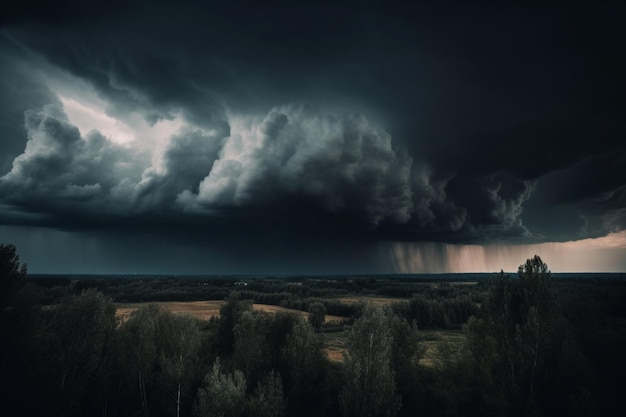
xmin=115 ymin=301 xmax=346 ymax=323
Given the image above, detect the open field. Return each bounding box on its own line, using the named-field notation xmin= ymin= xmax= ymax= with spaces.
xmin=418 ymin=329 xmax=467 ymax=367
xmin=15 ymin=272 xmax=626 ymax=417
xmin=115 ymin=298 xmax=465 ymax=365
xmin=116 ymin=300 xmax=352 ymax=362
xmin=115 ymin=301 xmax=224 ymax=322
xmin=251 ymin=303 xmax=346 ymax=323
xmin=115 ymin=301 xmax=347 ymax=323
xmin=321 ymin=327 xmax=467 ymax=366
xmin=332 ymin=295 xmax=408 ymax=305
xmin=321 ymin=328 xmax=351 ymax=362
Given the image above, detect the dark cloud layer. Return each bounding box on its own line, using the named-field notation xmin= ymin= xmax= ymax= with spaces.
xmin=1 ymin=0 xmax=625 ymax=266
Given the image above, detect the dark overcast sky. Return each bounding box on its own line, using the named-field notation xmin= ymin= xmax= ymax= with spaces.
xmin=1 ymin=1 xmax=625 ymax=274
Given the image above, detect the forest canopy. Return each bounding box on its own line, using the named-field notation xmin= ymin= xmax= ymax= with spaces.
xmin=1 ymin=245 xmax=625 ymax=417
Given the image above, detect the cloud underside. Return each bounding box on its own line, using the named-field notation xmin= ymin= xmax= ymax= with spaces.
xmin=0 ymin=97 xmax=550 ymax=243
xmin=1 ymin=2 xmax=624 ymax=247
xmin=1 ymin=94 xmax=622 ymax=245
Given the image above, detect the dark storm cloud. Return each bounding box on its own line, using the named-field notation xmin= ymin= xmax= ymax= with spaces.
xmin=375 ymin=170 xmax=535 ymax=244
xmin=0 ymin=104 xmax=145 ymax=222
xmin=3 ymin=1 xmax=232 ymax=131
xmin=523 ymin=150 xmax=626 ymax=241
xmin=134 ymin=127 xmax=225 ymax=211
xmin=178 ymin=104 xmax=414 ymax=227
xmin=0 ymin=40 xmax=60 ymax=173
xmin=0 ymin=1 xmax=624 ymax=248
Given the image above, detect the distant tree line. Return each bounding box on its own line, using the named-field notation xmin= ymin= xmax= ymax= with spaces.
xmin=2 ymin=243 xmax=626 ymax=416
xmin=27 ymin=272 xmax=486 ymax=330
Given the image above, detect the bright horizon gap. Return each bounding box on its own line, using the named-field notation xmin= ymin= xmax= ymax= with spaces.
xmin=389 ymin=231 xmax=626 ymax=274
xmin=2 ymin=225 xmax=624 ymax=275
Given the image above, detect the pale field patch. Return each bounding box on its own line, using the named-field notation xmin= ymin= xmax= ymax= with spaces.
xmin=418 ymin=330 xmax=467 ymax=368
xmin=115 ymin=300 xmax=224 ymax=322
xmin=321 ymin=328 xmax=466 ymax=365
xmin=252 ymin=304 xmax=346 ymax=323
xmin=323 ymin=349 xmax=345 ymax=362
xmin=114 ymin=299 xmax=467 ymax=365
xmin=321 ymin=328 xmax=351 ymax=362
xmin=332 ymin=296 xmax=407 ymax=305
xmin=115 ymin=301 xmax=346 ymax=323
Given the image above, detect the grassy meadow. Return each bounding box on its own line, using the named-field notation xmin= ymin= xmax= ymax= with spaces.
xmin=113 ymin=296 xmax=446 ymax=364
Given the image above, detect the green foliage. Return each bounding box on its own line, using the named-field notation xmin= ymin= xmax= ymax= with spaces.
xmin=4 ymin=244 xmax=626 ymax=417
xmin=217 ymin=292 xmax=253 ymax=356
xmin=0 ymin=243 xmax=28 ymax=307
xmin=391 ymin=293 xmax=481 ymax=330
xmin=464 ymin=256 xmax=561 ymax=416
xmin=42 ymin=289 xmax=117 ymax=416
xmin=194 ymin=358 xmax=247 ymax=417
xmin=386 ymin=311 xmax=421 ymax=417
xmin=233 ymin=310 xmax=273 ymax=387
xmin=117 ymin=304 xmax=205 ymax=417
xmin=341 ymin=305 xmax=400 ymax=417
xmin=281 ymin=318 xmax=328 ymax=416
xmin=249 ymin=370 xmax=287 ymax=417
xmin=159 ymin=314 xmax=202 ymax=417
xmin=266 ymin=311 xmax=301 ymax=371
xmin=119 ymin=303 xmax=164 ymax=416
xmin=307 ymin=302 xmax=326 ymax=330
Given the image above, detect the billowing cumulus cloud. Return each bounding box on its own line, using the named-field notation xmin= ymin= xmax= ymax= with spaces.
xmin=0 ymin=44 xmax=60 ymax=174
xmin=0 ymin=81 xmax=608 ymax=247
xmin=465 ymin=176 xmax=535 ymax=240
xmin=409 ymin=168 xmax=468 ymax=233
xmin=179 ymin=104 xmax=413 ymax=226
xmin=133 ymin=126 xmax=225 ymax=211
xmin=0 ymin=94 xmax=537 ymax=243
xmin=0 ymin=96 xmax=417 ymax=232
xmin=0 ymin=104 xmax=145 ymax=222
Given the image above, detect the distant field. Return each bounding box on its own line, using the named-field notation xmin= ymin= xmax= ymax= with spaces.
xmin=115 ymin=299 xmax=465 ymax=366
xmin=332 ymin=296 xmax=407 ymax=305
xmin=115 ymin=301 xmax=346 ymax=323
xmin=418 ymin=329 xmax=466 ymax=367
xmin=115 ymin=301 xmax=224 ymax=322
xmin=321 ymin=328 xmax=351 ymax=362
xmin=321 ymin=327 xmax=466 ymax=366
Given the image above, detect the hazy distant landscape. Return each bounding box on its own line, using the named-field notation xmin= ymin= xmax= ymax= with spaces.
xmin=3 ymin=244 xmax=626 ymax=417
